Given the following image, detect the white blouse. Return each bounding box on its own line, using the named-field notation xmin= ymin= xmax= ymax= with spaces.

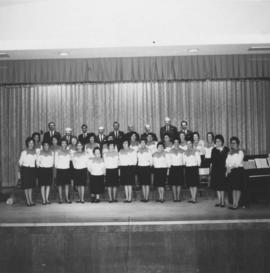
xmin=194 ymin=140 xmax=205 ymax=155
xmin=204 ymin=145 xmax=215 ymax=159
xmin=183 ymin=151 xmax=201 ymax=167
xmin=168 ymin=150 xmax=185 ymax=166
xmin=103 ymin=151 xmax=119 ymax=169
xmin=147 ymin=142 xmax=158 ymax=155
xmin=37 ymin=151 xmax=54 ymax=168
xmin=87 ymin=158 xmax=106 ymax=175
xmin=152 ymin=152 xmax=170 ymax=168
xmin=72 ymin=152 xmax=88 ymax=169
xmin=55 ymin=150 xmax=71 ymax=169
xmin=119 ymin=149 xmax=137 ymax=166
xmin=226 ymin=150 xmax=244 ymax=168
xmin=137 ymin=149 xmax=152 ymax=166
xmin=19 ymin=150 xmax=37 ymax=167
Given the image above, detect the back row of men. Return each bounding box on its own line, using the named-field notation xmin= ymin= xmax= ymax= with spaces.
xmin=42 ymin=118 xmax=192 ymax=146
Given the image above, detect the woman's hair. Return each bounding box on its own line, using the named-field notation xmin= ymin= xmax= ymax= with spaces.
xmin=42 ymin=140 xmax=50 ymax=147
xmin=207 ymin=132 xmax=215 ymax=142
xmin=215 ymin=134 xmax=224 ymax=145
xmin=157 ymin=141 xmax=165 ymax=149
xmin=173 ymin=137 xmax=180 ymax=143
xmin=25 ymin=137 xmax=34 ymax=148
xmin=31 ymin=132 xmax=40 ymax=142
xmin=93 ymin=147 xmax=101 ymax=155
xmin=163 ymin=133 xmax=171 ymax=142
xmin=230 ymin=136 xmax=240 ymax=146
xmin=193 ymin=131 xmax=200 ymax=139
xmin=60 ymin=138 xmax=68 ymax=145
xmin=107 ymin=141 xmax=115 ymax=148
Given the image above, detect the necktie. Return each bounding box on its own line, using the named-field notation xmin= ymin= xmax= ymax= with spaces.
xmin=116 ymin=131 xmax=118 ymax=139
xmin=166 ymin=126 xmax=169 ymax=132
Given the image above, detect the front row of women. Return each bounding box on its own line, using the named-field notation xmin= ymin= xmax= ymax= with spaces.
xmin=19 ymin=135 xmax=245 ymax=209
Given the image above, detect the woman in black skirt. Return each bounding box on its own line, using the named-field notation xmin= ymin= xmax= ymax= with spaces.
xmin=137 ymin=139 xmax=152 ymax=202
xmin=19 ymin=137 xmax=37 ymax=206
xmin=55 ymin=138 xmax=72 ymax=203
xmin=72 ymin=141 xmax=88 ymax=203
xmin=152 ymin=142 xmax=169 ymax=203
xmin=36 ymin=141 xmax=54 ymax=205
xmin=119 ymin=139 xmax=137 ymax=203
xmin=168 ymin=138 xmax=185 ymax=202
xmin=202 ymin=132 xmax=215 ymax=168
xmin=183 ymin=139 xmax=201 ymax=203
xmin=103 ymin=141 xmax=119 ymax=202
xmin=87 ymin=147 xmax=105 ymax=203
xmin=211 ymin=134 xmax=229 ymax=207
xmin=226 ymin=137 xmax=245 ymax=210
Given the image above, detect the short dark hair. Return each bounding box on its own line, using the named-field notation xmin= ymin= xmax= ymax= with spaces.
xmin=25 ymin=137 xmax=34 ymax=148
xmin=108 ymin=141 xmax=115 ymax=147
xmin=215 ymin=134 xmax=224 ymax=145
xmin=230 ymin=136 xmax=240 ymax=146
xmin=31 ymin=132 xmax=40 ymax=141
xmin=48 ymin=122 xmax=55 ymax=127
xmin=181 ymin=120 xmax=188 ymax=126
xmin=121 ymin=138 xmax=130 ymax=147
xmin=207 ymin=132 xmax=215 ymax=141
xmin=81 ymin=124 xmax=87 ymax=128
xmin=163 ymin=133 xmax=171 ymax=141
xmin=193 ymin=132 xmax=200 ymax=139
xmin=60 ymin=138 xmax=68 ymax=145
xmin=42 ymin=140 xmax=50 ymax=146
xmin=93 ymin=147 xmax=101 ymax=155
xmin=113 ymin=121 xmax=119 ymax=125
xmin=157 ymin=141 xmax=165 ymax=149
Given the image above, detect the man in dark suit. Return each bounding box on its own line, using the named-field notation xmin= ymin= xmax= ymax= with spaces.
xmin=78 ymin=124 xmax=92 ymax=145
xmin=43 ymin=122 xmax=61 ymax=144
xmin=179 ymin=120 xmax=193 ymax=141
xmin=108 ymin=121 xmax=125 ymax=150
xmin=62 ymin=127 xmax=75 ymax=145
xmin=160 ymin=117 xmax=178 ymax=141
xmin=141 ymin=124 xmax=158 ymax=141
xmin=96 ymin=126 xmax=107 ymax=146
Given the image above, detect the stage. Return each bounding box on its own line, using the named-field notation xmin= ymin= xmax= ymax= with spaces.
xmin=0 ymin=194 xmax=270 ymax=273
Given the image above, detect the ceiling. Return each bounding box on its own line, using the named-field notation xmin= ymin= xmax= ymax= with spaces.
xmin=0 ymin=0 xmax=270 ymax=60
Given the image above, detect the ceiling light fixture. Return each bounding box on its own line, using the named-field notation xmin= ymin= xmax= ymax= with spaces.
xmin=58 ymin=52 xmax=70 ymax=56
xmin=187 ymin=48 xmax=199 ymax=53
xmin=248 ymin=46 xmax=270 ymax=51
xmin=0 ymin=52 xmax=10 ymax=58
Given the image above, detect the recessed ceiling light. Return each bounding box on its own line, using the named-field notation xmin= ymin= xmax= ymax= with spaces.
xmin=187 ymin=48 xmax=200 ymax=53
xmin=248 ymin=46 xmax=270 ymax=51
xmin=58 ymin=52 xmax=69 ymax=56
xmin=0 ymin=52 xmax=10 ymax=58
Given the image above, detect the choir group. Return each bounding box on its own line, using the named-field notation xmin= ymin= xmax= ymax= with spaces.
xmin=18 ymin=118 xmax=245 ymax=210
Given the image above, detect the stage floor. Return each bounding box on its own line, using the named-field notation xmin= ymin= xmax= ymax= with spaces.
xmin=1 ymin=196 xmax=270 ymax=225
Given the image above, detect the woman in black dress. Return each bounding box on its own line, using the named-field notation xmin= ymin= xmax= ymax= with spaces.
xmin=211 ymin=134 xmax=229 ymax=207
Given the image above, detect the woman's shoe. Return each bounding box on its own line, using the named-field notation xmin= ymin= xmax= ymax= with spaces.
xmin=109 ymin=200 xmax=113 ymax=203
xmin=81 ymin=200 xmax=85 ymax=204
xmin=46 ymin=200 xmax=51 ymax=205
xmin=42 ymin=202 xmax=46 ymax=205
xmin=95 ymin=199 xmax=100 ymax=203
xmin=215 ymin=203 xmax=221 ymax=207
xmin=30 ymin=203 xmax=36 ymax=206
xmin=113 ymin=199 xmax=118 ymax=202
xmin=58 ymin=200 xmax=63 ymax=204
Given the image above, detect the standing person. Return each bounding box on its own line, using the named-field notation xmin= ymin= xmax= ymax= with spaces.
xmin=183 ymin=139 xmax=201 ymax=203
xmin=130 ymin=132 xmax=140 ymax=152
xmin=85 ymin=134 xmax=99 ymax=159
xmin=179 ymin=120 xmax=193 ymax=141
xmin=124 ymin=124 xmax=140 ymax=141
xmin=72 ymin=141 xmax=88 ymax=203
xmin=163 ymin=133 xmax=173 ymax=152
xmin=179 ymin=131 xmax=187 ymax=151
xmin=160 ymin=117 xmax=178 ymax=142
xmin=78 ymin=124 xmax=91 ymax=145
xmin=108 ymin=121 xmax=125 ymax=150
xmin=141 ymin=124 xmax=158 ymax=142
xmin=43 ymin=122 xmax=61 ymax=144
xmin=211 ymin=135 xmax=229 ymax=208
xmin=87 ymin=147 xmax=105 ymax=203
xmin=19 ymin=137 xmax=37 ymax=206
xmin=55 ymin=139 xmax=71 ymax=204
xmin=103 ymin=142 xmax=119 ymax=202
xmin=119 ymin=139 xmax=137 ymax=203
xmin=37 ymin=141 xmax=54 ymax=205
xmin=50 ymin=136 xmax=60 ymax=186
xmin=96 ymin=126 xmax=107 ymax=146
xmin=146 ymin=133 xmax=158 ymax=155
xmin=226 ymin=137 xmax=245 ymax=210
xmin=193 ymin=132 xmax=205 ymax=161
xmin=63 ymin=127 xmax=74 ymax=145
xmin=152 ymin=142 xmax=170 ymax=203
xmin=168 ymin=138 xmax=185 ymax=202
xmin=202 ymin=132 xmax=215 ymax=168
xmin=32 ymin=132 xmax=42 ymax=155
xmin=137 ymin=139 xmax=152 ymax=202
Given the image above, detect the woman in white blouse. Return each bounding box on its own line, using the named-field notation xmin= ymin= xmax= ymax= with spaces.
xmin=152 ymin=142 xmax=169 ymax=203
xmin=36 ymin=141 xmax=54 ymax=205
xmin=226 ymin=137 xmax=245 ymax=210
xmin=119 ymin=139 xmax=137 ymax=203
xmin=87 ymin=147 xmax=106 ymax=203
xmin=202 ymin=132 xmax=215 ymax=168
xmin=103 ymin=142 xmax=119 ymax=202
xmin=183 ymin=139 xmax=201 ymax=203
xmin=137 ymin=139 xmax=152 ymax=202
xmin=193 ymin=132 xmax=204 ymax=158
xmin=85 ymin=134 xmax=100 ymax=159
xmin=55 ymin=139 xmax=71 ymax=204
xmin=19 ymin=137 xmax=37 ymax=206
xmin=163 ymin=133 xmax=173 ymax=152
xmin=72 ymin=141 xmax=88 ymax=203
xmin=168 ymin=138 xmax=185 ymax=202
xmin=179 ymin=132 xmax=187 ymax=151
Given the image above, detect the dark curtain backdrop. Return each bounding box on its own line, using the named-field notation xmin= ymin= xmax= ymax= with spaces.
xmin=1 ymin=80 xmax=270 ymax=187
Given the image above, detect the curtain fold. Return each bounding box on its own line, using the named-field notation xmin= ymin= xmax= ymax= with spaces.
xmin=1 ymin=80 xmax=270 ymax=187
xmin=1 ymin=54 xmax=270 ymax=85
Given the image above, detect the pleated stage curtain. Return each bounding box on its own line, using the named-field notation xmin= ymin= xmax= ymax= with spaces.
xmin=1 ymin=80 xmax=270 ymax=187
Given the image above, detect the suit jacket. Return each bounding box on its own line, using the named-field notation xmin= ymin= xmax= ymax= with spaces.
xmin=62 ymin=135 xmax=75 ymax=145
xmin=141 ymin=132 xmax=158 ymax=141
xmin=78 ymin=132 xmax=92 ymax=145
xmin=96 ymin=134 xmax=107 ymax=146
xmin=43 ymin=131 xmax=61 ymax=144
xmin=160 ymin=125 xmax=178 ymax=141
xmin=178 ymin=129 xmax=193 ymax=141
xmin=108 ymin=130 xmax=125 ymax=142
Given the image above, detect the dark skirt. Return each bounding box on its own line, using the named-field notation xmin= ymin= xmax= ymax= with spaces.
xmin=90 ymin=175 xmax=105 ymax=194
xmin=73 ymin=168 xmax=87 ymax=186
xmin=56 ymin=169 xmax=71 ymax=186
xmin=38 ymin=167 xmax=53 ymax=187
xmin=21 ymin=166 xmax=36 ymax=189
xmin=211 ymin=167 xmax=227 ymax=191
xmin=120 ymin=166 xmax=135 ymax=186
xmin=227 ymin=167 xmax=245 ymax=191
xmin=137 ymin=166 xmax=151 ymax=186
xmin=185 ymin=166 xmax=199 ymax=187
xmin=153 ymin=168 xmax=167 ymax=187
xmin=168 ymin=166 xmax=185 ymax=186
xmin=106 ymin=168 xmax=119 ymax=187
